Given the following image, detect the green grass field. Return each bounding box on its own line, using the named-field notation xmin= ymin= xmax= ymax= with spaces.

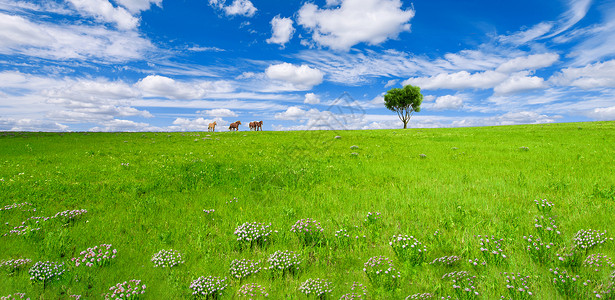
xmin=1 ymin=121 xmax=615 ymax=299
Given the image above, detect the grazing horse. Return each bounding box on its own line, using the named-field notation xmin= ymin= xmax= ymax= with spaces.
xmin=249 ymin=121 xmax=256 ymax=131
xmin=255 ymin=121 xmax=263 ymax=131
xmin=229 ymin=121 xmax=241 ymax=131
xmin=208 ymin=121 xmax=217 ymax=132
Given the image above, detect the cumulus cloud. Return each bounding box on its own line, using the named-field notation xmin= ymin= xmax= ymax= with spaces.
xmin=452 ymin=111 xmax=559 ymax=127
xmin=304 ymin=93 xmax=320 ymax=104
xmin=135 ymin=75 xmax=234 ymax=99
xmin=265 ymin=63 xmax=324 ymax=91
xmin=496 ymin=53 xmax=560 ymax=73
xmin=67 ymin=0 xmax=139 ymax=30
xmin=404 ymin=70 xmax=508 ymax=90
xmin=297 ymin=0 xmax=415 ymax=50
xmin=266 ymin=16 xmax=295 ymax=46
xmin=209 ymin=0 xmax=257 ymax=17
xmin=89 ymin=119 xmax=159 ymax=132
xmin=549 ymin=60 xmax=615 ymax=89
xmin=200 ymin=108 xmax=237 ymax=117
xmin=0 ymin=118 xmax=69 ymax=131
xmin=433 ymin=95 xmax=463 ymax=110
xmin=274 ymin=106 xmax=308 ymax=120
xmin=494 ymin=73 xmax=547 ymax=95
xmin=115 ymin=0 xmax=162 ymax=13
xmin=586 ymin=106 xmax=615 ymax=121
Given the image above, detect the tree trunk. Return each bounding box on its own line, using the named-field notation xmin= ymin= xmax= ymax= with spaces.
xmin=403 ymin=120 xmax=408 ymax=129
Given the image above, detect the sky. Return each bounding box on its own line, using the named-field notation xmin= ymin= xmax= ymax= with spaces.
xmin=1 ymin=0 xmax=615 ymax=132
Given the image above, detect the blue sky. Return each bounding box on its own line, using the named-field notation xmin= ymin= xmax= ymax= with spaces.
xmin=1 ymin=0 xmax=614 ymax=131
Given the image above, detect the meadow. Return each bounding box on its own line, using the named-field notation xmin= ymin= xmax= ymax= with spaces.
xmin=1 ymin=121 xmax=614 ymax=299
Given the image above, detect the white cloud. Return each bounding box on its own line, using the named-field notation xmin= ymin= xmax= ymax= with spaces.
xmin=265 ymin=63 xmax=324 ymax=91
xmin=187 ymin=46 xmax=225 ymax=52
xmin=586 ymin=106 xmax=615 ymax=120
xmin=115 ymin=0 xmax=162 ymax=13
xmin=493 ymin=73 xmax=547 ymax=95
xmin=135 ymin=75 xmax=234 ymax=99
xmin=89 ymin=119 xmax=159 ymax=132
xmin=452 ymin=111 xmax=559 ymax=127
xmin=550 ymin=59 xmax=615 ymax=89
xmin=169 ymin=117 xmax=224 ymax=131
xmin=304 ymin=93 xmax=320 ymax=104
xmin=297 ymin=0 xmax=415 ymax=50
xmin=384 ymin=79 xmax=398 ymax=88
xmin=266 ymin=16 xmax=295 ymax=46
xmin=200 ymin=108 xmax=238 ymax=117
xmin=498 ymin=23 xmax=554 ymax=45
xmin=209 ymin=0 xmax=257 ymax=17
xmin=404 ymin=70 xmax=507 ymax=90
xmin=496 ymin=53 xmax=560 ymax=73
xmin=0 ymin=118 xmax=69 ymax=131
xmin=67 ymin=0 xmax=139 ymax=30
xmin=433 ymin=95 xmax=463 ymax=110
xmin=274 ymin=106 xmax=308 ymax=120
xmin=0 ymin=12 xmax=153 ymax=61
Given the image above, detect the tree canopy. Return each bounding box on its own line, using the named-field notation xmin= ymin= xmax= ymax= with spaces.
xmin=384 ymin=84 xmax=423 ymax=129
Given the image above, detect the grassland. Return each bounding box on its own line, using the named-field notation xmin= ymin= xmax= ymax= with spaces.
xmin=1 ymin=121 xmax=615 ymax=299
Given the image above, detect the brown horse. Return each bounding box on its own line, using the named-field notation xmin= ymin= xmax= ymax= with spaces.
xmin=208 ymin=121 xmax=217 ymax=132
xmin=249 ymin=121 xmax=256 ymax=131
xmin=229 ymin=121 xmax=241 ymax=131
xmin=255 ymin=121 xmax=263 ymax=131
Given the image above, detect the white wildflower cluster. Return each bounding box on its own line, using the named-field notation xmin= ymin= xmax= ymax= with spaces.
xmin=72 ymin=244 xmax=117 ymax=267
xmin=583 ymin=253 xmax=615 ymax=272
xmin=468 ymin=258 xmax=487 ymax=267
xmin=0 ymin=258 xmax=31 ymax=272
xmin=363 ymin=256 xmax=400 ymax=290
xmin=151 ymin=249 xmax=184 ymax=268
xmin=389 ymin=234 xmax=427 ymax=265
xmin=105 ymin=279 xmax=146 ymax=299
xmin=500 ymin=272 xmax=533 ymax=299
xmin=406 ymin=293 xmax=433 ymax=299
xmin=0 ymin=293 xmax=28 ymax=300
xmin=28 ymin=261 xmax=66 ymax=283
xmin=267 ymin=250 xmax=302 ymax=276
xmin=523 ymin=235 xmax=555 ymax=263
xmin=350 ymin=145 xmax=359 ymax=149
xmin=53 ymin=209 xmax=88 ymax=222
xmin=364 ymin=212 xmax=381 ymax=224
xmin=203 ymin=209 xmax=215 ymax=214
xmin=229 ymin=259 xmax=261 ymax=279
xmin=234 ymin=222 xmax=273 ymax=247
xmin=442 ymin=271 xmax=479 ymax=298
xmin=548 ymin=268 xmax=589 ymax=297
xmin=476 ymin=235 xmax=507 ymax=265
xmin=430 ymin=255 xmax=460 ymax=266
xmin=189 ymin=276 xmax=228 ymax=297
xmin=0 ymin=202 xmax=34 ymax=212
xmin=533 ymin=215 xmax=561 ymax=241
xmin=298 ymin=278 xmax=333 ymax=297
xmin=534 ymin=199 xmax=554 ymax=214
xmin=573 ymin=229 xmax=611 ymax=251
xmin=290 ymin=218 xmax=324 ymax=245
xmin=339 ymin=282 xmax=368 ymax=299
xmin=237 ymin=283 xmax=268 ymax=298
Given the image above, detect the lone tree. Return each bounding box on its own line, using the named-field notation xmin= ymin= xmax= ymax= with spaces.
xmin=384 ymin=84 xmax=423 ymax=129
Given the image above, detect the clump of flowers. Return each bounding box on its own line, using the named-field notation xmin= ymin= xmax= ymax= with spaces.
xmin=237 ymin=283 xmax=268 ymax=298
xmin=226 ymin=197 xmax=238 ymax=204
xmin=468 ymin=258 xmax=487 ymax=268
xmin=363 ymin=256 xmax=401 ymax=290
xmin=500 ymin=272 xmax=533 ymax=299
xmin=298 ymin=278 xmax=333 ymax=298
xmin=104 ymin=279 xmax=146 ymax=299
xmin=229 ymin=259 xmax=261 ymax=280
xmin=476 ymin=235 xmax=507 ymax=265
xmin=0 ymin=293 xmax=28 ymax=299
xmin=441 ymin=271 xmax=479 ymax=299
xmin=533 ymin=215 xmax=561 ymax=242
xmin=430 ymin=256 xmax=460 ymax=266
xmin=267 ymin=250 xmax=302 ymax=276
xmin=419 ymin=154 xmax=427 ymax=158
xmin=523 ymin=235 xmax=555 ymax=263
xmin=339 ymin=282 xmax=368 ymax=299
xmin=406 ymin=293 xmax=433 ymax=299
xmin=555 ymin=246 xmax=584 ymax=269
xmin=0 ymin=258 xmax=31 ymax=273
xmin=389 ymin=234 xmax=427 ymax=265
xmin=151 ymin=249 xmax=184 ymax=268
xmin=583 ymin=253 xmax=615 ymax=277
xmin=350 ymin=145 xmax=359 ymax=149
xmin=334 ymin=228 xmax=352 ymax=248
xmin=0 ymin=202 xmax=34 ymax=212
xmin=28 ymin=261 xmax=66 ymax=284
xmin=534 ymin=199 xmax=554 ymax=214
xmin=189 ymin=276 xmax=228 ymax=298
xmin=72 ymin=244 xmax=117 ymax=267
xmin=548 ymin=268 xmax=589 ymax=297
xmin=573 ymin=229 xmax=611 ymax=251
xmin=234 ymin=222 xmax=273 ymax=248
xmin=203 ymin=209 xmax=215 ymax=214
xmin=364 ymin=212 xmax=381 ymax=224
xmin=290 ymin=218 xmax=324 ymax=245
xmin=53 ymin=209 xmax=88 ymax=223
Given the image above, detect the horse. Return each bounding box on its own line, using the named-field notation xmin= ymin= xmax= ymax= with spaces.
xmin=249 ymin=121 xmax=256 ymax=131
xmin=208 ymin=121 xmax=217 ymax=132
xmin=229 ymin=121 xmax=241 ymax=131
xmin=255 ymin=121 xmax=263 ymax=131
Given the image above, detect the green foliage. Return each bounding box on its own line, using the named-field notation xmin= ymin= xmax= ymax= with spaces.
xmin=384 ymin=84 xmax=423 ymax=128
